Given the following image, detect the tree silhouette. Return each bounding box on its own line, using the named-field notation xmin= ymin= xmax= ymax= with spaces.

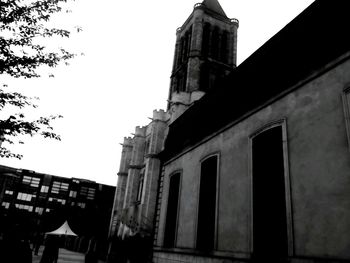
xmin=0 ymin=0 xmax=79 ymax=158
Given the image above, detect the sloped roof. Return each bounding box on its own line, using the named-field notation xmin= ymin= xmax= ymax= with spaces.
xmin=46 ymin=221 xmax=77 ymax=236
xmin=202 ymin=0 xmax=227 ymax=17
xmin=161 ymin=0 xmax=350 ymax=161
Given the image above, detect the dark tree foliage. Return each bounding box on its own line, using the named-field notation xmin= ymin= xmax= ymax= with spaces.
xmin=0 ymin=0 xmax=79 ymax=159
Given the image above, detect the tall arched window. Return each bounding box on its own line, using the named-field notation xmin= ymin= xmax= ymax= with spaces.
xmin=251 ymin=124 xmax=290 ymax=260
xmin=196 ymin=155 xmax=218 ymax=251
xmin=163 ymin=173 xmax=181 ymax=248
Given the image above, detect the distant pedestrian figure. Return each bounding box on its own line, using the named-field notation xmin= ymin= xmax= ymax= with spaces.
xmin=40 ymin=235 xmax=60 ymax=263
xmin=34 ymin=233 xmax=44 ymax=255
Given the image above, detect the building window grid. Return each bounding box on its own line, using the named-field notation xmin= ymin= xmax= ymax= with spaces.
xmin=80 ymin=187 xmax=95 ymax=200
xmin=80 ymin=186 xmax=88 ymax=195
xmin=51 ymin=181 xmax=69 ymax=194
xmin=17 ymin=192 xmax=35 ymax=202
xmin=2 ymin=202 xmax=10 ymax=209
xmin=22 ymin=176 xmax=40 ymax=188
xmin=15 ymin=203 xmax=33 ymax=212
xmin=40 ymin=185 xmax=49 ymax=193
xmin=77 ymin=202 xmax=86 ymax=208
xmin=87 ymin=188 xmax=95 ymax=200
xmin=48 ymin=197 xmax=66 ymax=205
xmin=69 ymin=190 xmax=77 ymax=198
xmin=35 ymin=207 xmax=44 ymax=215
xmin=5 ymin=190 xmax=13 ymax=195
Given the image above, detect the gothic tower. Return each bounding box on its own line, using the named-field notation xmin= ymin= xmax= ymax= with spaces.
xmin=168 ymin=0 xmax=238 ymax=122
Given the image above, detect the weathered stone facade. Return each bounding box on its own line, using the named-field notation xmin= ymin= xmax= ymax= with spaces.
xmin=109 ymin=0 xmax=238 ymax=247
xmin=154 ymin=57 xmax=350 ymax=263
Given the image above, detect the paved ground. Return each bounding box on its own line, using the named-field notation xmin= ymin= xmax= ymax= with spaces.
xmin=32 ymin=246 xmax=105 ymax=263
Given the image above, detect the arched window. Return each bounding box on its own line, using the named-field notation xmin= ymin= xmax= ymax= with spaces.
xmin=196 ymin=155 xmax=218 ymax=251
xmin=163 ymin=173 xmax=181 ymax=248
xmin=251 ymin=124 xmax=289 ymax=260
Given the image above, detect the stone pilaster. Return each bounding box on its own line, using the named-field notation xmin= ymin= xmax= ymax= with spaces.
xmin=229 ymin=19 xmax=239 ymax=67
xmin=190 ymin=10 xmax=204 ymax=57
xmin=187 ymin=56 xmax=203 ymax=93
xmin=109 ymin=137 xmax=133 ymax=236
xmin=123 ymin=126 xmax=146 ymax=209
xmin=141 ymin=110 xmax=168 ymax=228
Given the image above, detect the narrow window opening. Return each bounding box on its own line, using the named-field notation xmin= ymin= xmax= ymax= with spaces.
xmin=178 ymin=38 xmax=184 ymax=65
xmin=196 ymin=155 xmax=218 ymax=251
xmin=187 ymin=27 xmax=192 ymax=58
xmin=252 ymin=125 xmax=288 ymax=260
xmin=211 ymin=27 xmax=220 ymax=60
xmin=182 ymin=35 xmax=188 ymax=62
xmin=202 ymin=23 xmax=211 ymax=57
xmin=220 ymin=31 xmax=229 ymax=63
xmin=136 ymin=173 xmax=144 ymax=203
xmin=163 ymin=173 xmax=181 ymax=248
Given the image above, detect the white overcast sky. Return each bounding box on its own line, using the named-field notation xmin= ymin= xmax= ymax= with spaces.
xmin=1 ymin=0 xmax=315 ymax=186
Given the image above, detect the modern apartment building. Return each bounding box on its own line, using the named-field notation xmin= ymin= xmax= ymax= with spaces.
xmin=0 ymin=164 xmax=115 ymax=249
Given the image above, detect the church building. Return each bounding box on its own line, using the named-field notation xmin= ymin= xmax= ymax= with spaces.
xmin=109 ymin=1 xmax=350 ymax=262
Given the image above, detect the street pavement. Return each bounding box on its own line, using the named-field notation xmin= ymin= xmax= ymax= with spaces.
xmin=32 ymin=246 xmax=105 ymax=263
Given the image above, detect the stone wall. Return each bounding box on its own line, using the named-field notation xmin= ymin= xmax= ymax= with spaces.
xmin=155 ymin=55 xmax=350 ymax=261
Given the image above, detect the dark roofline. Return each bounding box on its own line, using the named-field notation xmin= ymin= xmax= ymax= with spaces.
xmin=0 ymin=164 xmax=20 ymax=173
xmin=161 ymin=0 xmax=350 ymax=161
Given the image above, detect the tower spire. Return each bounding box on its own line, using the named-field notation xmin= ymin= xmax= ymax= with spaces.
xmin=202 ymin=0 xmax=227 ymax=17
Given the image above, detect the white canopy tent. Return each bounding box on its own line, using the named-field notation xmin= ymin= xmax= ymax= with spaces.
xmin=46 ymin=220 xmax=77 ymax=236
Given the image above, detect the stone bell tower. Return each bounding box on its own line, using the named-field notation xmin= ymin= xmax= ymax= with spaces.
xmin=167 ymin=0 xmax=238 ymax=122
